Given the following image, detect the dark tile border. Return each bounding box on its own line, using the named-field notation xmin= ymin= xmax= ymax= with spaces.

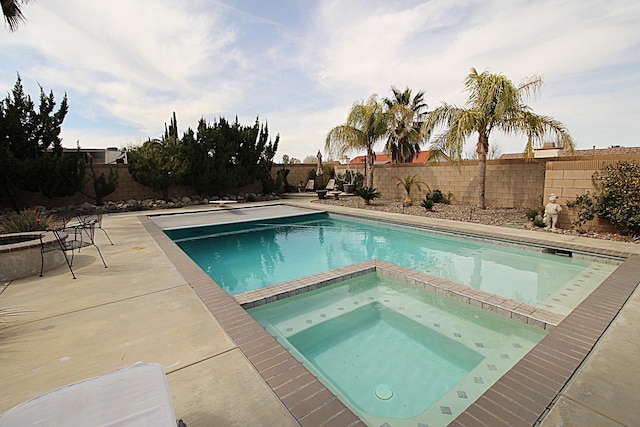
xmin=140 ymin=210 xmax=640 ymax=427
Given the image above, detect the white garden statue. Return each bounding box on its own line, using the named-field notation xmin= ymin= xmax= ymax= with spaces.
xmin=543 ymin=193 xmax=562 ymax=230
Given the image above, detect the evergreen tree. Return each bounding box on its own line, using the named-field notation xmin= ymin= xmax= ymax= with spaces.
xmin=127 ymin=135 xmax=187 ymax=200
xmin=181 ymin=116 xmax=278 ymax=195
xmin=0 ymin=74 xmax=82 ymax=210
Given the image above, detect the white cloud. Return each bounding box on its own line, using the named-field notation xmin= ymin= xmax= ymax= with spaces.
xmin=0 ymin=0 xmax=638 ymax=160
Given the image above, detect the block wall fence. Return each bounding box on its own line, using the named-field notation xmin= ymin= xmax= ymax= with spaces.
xmin=543 ymin=154 xmax=640 ymax=232
xmin=8 ymin=155 xmax=640 ymax=234
xmin=11 ymin=164 xmax=196 ymax=209
xmin=334 ymin=160 xmax=547 ymax=209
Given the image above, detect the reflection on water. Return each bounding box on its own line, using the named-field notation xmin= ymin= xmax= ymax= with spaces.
xmin=174 ymin=216 xmax=613 ymax=304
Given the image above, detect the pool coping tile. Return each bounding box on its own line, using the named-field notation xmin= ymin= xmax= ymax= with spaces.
xmin=141 ymin=210 xmax=640 ymax=427
xmin=235 ymin=259 xmax=565 ymax=330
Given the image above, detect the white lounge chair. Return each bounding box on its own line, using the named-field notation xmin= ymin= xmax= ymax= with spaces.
xmin=325 ymin=179 xmax=336 ymax=191
xmin=0 ymin=363 xmax=182 ymax=426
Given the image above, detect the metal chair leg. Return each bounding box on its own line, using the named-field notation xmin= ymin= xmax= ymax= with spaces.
xmin=40 ymin=230 xmax=77 ymax=279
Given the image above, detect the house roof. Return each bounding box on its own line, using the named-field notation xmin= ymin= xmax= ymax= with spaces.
xmin=348 ymin=150 xmax=448 ymax=164
xmin=349 ymin=154 xmax=390 ymax=165
xmin=500 ymin=146 xmax=640 ymax=160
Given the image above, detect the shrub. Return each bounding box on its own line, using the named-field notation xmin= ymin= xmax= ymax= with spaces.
xmin=566 ymin=193 xmax=596 ymax=231
xmin=420 ymin=199 xmax=434 ymax=211
xmin=127 ymin=201 xmax=146 ymax=211
xmin=395 ymin=174 xmax=428 ymax=206
xmin=532 ymin=216 xmax=545 ymax=228
xmin=566 ymin=161 xmax=640 ymax=236
xmin=526 ymin=209 xmax=539 ymax=221
xmin=354 ymin=187 xmax=380 ymax=205
xmin=425 ymin=189 xmax=452 ymax=204
xmin=591 ymin=161 xmax=640 ymax=236
xmin=307 ymin=169 xmax=316 ymax=181
xmin=2 ymin=209 xmax=57 ymax=232
xmin=352 ymin=171 xmax=365 ymax=190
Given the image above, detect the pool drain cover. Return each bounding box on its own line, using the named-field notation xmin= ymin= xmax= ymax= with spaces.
xmin=375 ymin=384 xmax=394 ymax=400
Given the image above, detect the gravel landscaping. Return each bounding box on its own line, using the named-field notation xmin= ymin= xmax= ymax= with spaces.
xmin=314 ymin=197 xmax=639 ymax=244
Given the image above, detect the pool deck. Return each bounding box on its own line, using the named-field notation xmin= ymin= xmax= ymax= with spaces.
xmin=1 ymin=200 xmax=639 ymax=426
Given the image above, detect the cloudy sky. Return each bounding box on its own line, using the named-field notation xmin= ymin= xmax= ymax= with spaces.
xmin=1 ymin=0 xmax=638 ymax=161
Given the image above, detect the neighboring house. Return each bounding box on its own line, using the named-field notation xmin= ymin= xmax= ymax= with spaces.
xmin=61 ymin=147 xmax=128 ymax=164
xmin=348 ymin=150 xmax=450 ymax=165
xmin=500 ymin=143 xmax=640 ymax=160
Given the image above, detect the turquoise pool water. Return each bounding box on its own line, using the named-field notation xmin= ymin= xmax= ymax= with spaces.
xmin=249 ymin=272 xmax=548 ymax=426
xmin=168 ymin=213 xmax=615 ymax=311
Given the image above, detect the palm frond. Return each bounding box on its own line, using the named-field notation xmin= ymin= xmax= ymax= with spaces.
xmin=1 ymin=0 xmax=28 ymax=31
xmin=517 ymin=75 xmax=544 ymax=101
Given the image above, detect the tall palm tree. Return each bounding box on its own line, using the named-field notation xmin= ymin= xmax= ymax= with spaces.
xmin=326 ymin=95 xmax=388 ymax=188
xmin=383 ymin=86 xmax=428 ymax=163
xmin=422 ymin=67 xmax=573 ymax=209
xmin=2 ymin=0 xmax=29 ymax=31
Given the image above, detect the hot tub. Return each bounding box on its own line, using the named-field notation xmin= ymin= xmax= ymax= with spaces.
xmin=0 ymin=232 xmax=67 ymax=281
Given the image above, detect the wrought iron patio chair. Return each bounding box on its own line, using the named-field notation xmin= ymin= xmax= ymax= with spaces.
xmin=40 ymin=229 xmax=76 ymax=279
xmin=40 ymin=218 xmax=108 ymax=279
xmin=64 ymin=218 xmax=109 ymax=269
xmin=77 ymin=209 xmax=113 ymax=245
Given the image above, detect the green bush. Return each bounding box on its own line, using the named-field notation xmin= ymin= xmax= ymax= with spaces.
xmin=354 ymin=187 xmax=380 ymax=205
xmin=526 ymin=209 xmax=539 ymax=221
xmin=420 ymin=199 xmax=434 ymax=211
xmin=566 ymin=193 xmax=596 ymax=231
xmin=592 ymin=161 xmax=640 ymax=236
xmin=566 ymin=161 xmax=640 ymax=236
xmin=424 ymin=189 xmax=452 ymax=204
xmin=532 ymin=217 xmax=545 ymax=228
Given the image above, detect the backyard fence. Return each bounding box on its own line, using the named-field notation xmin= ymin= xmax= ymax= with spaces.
xmin=6 ymin=153 xmax=640 ymax=234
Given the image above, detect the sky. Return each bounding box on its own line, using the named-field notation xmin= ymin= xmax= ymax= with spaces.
xmin=1 ymin=0 xmax=639 ymax=161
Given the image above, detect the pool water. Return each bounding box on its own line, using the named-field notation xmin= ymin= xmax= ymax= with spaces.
xmin=249 ymin=272 xmax=548 ymax=426
xmin=289 ymin=302 xmax=483 ymax=418
xmin=169 ymin=214 xmax=616 ymax=312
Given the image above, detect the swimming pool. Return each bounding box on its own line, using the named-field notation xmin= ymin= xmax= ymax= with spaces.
xmin=145 ymin=207 xmax=638 ymax=426
xmin=249 ymin=272 xmax=547 ymax=426
xmin=167 ymin=213 xmax=616 ymax=313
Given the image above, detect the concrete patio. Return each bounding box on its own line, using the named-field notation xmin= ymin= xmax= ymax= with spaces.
xmin=1 ymin=201 xmax=639 ymax=426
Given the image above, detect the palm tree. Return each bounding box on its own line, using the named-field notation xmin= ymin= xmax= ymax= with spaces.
xmin=2 ymin=0 xmax=29 ymax=31
xmin=326 ymin=95 xmax=388 ymax=188
xmin=384 ymin=86 xmax=428 ymax=163
xmin=395 ymin=174 xmax=429 ymax=206
xmin=422 ymin=68 xmax=573 ymax=209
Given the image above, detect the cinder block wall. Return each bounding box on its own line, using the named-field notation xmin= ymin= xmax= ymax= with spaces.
xmin=335 ymin=159 xmax=546 ymax=208
xmin=544 ymin=155 xmax=640 ymax=232
xmin=14 ymin=165 xmax=222 ymax=209
xmin=278 ymin=164 xmax=318 ymax=189
xmin=9 ymin=155 xmax=640 ymax=236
